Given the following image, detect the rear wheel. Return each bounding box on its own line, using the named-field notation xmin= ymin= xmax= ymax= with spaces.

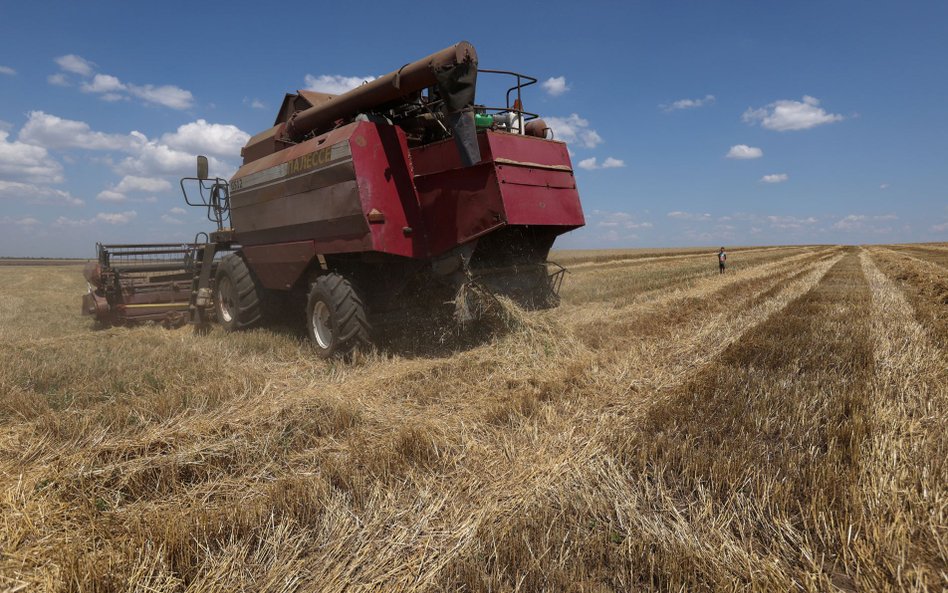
xmin=215 ymin=253 xmax=264 ymax=331
xmin=306 ymin=273 xmax=372 ymax=358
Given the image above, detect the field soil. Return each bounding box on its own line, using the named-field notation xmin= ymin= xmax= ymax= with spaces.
xmin=0 ymin=244 xmax=944 ymax=592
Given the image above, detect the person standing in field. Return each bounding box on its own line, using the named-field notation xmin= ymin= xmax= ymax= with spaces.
xmin=718 ymin=247 xmax=727 ymax=274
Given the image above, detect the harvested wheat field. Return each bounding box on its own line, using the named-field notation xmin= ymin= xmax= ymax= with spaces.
xmin=0 ymin=244 xmax=945 ymax=592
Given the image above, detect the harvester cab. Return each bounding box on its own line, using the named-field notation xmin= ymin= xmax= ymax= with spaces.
xmin=82 ymin=41 xmax=586 ymax=357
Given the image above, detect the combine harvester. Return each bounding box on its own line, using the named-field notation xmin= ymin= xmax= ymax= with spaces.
xmin=83 ymin=41 xmax=586 ymax=357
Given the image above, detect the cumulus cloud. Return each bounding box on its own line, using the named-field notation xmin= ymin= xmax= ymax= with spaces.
xmin=667 ymin=211 xmax=711 ymax=221
xmin=115 ymin=175 xmax=172 ymax=193
xmin=544 ymin=114 xmax=603 ymax=149
xmin=169 ymin=206 xmax=187 ymax=215
xmin=81 ymin=73 xmax=125 ymax=94
xmin=0 ymin=65 xmax=15 ymax=76
xmin=52 ymin=54 xmax=194 ymax=109
xmin=47 ymin=73 xmax=69 ymax=86
xmin=126 ymin=84 xmax=194 ymax=110
xmin=161 ymin=119 xmax=250 ymax=157
xmin=97 ymin=175 xmax=173 ymax=202
xmin=304 ymin=74 xmax=376 ymax=95
xmin=743 ymin=96 xmax=844 ymax=131
xmin=0 ymin=180 xmax=83 ymax=206
xmin=879 ymin=183 xmax=889 ymax=190
xmin=577 ymin=157 xmax=597 ymax=171
xmin=760 ymin=173 xmax=789 ymax=184
xmin=578 ymin=156 xmax=625 ymax=170
xmin=161 ymin=214 xmax=184 ymax=224
xmin=726 ymin=144 xmax=763 ymax=159
xmin=55 ymin=54 xmax=95 ymax=76
xmin=19 ymin=111 xmax=241 ymax=179
xmin=661 ymin=94 xmax=715 ymax=112
xmin=19 ymin=111 xmax=139 ymax=151
xmin=541 ymin=76 xmax=570 ymax=97
xmin=96 ymin=190 xmax=127 ymax=203
xmin=0 ymin=130 xmax=64 ymax=183
xmin=54 ymin=210 xmax=137 ymax=227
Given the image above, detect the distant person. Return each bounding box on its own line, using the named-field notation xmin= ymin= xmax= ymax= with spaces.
xmin=718 ymin=247 xmax=727 ymax=274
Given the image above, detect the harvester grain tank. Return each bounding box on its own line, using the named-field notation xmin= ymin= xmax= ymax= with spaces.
xmin=82 ymin=41 xmax=586 ymax=356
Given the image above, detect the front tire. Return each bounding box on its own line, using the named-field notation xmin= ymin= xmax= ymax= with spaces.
xmin=215 ymin=253 xmax=264 ymax=331
xmin=306 ymin=273 xmax=372 ymax=358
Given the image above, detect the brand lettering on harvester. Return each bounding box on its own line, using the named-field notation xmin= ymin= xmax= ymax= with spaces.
xmin=287 ymin=146 xmax=333 ymax=176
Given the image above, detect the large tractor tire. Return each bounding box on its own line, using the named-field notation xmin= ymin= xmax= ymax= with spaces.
xmin=214 ymin=253 xmax=264 ymax=331
xmin=306 ymin=273 xmax=372 ymax=358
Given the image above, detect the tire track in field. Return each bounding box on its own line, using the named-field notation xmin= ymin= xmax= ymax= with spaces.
xmin=553 ymin=251 xmax=878 ymax=592
xmin=857 ymin=250 xmax=947 ymax=591
xmin=883 ymin=245 xmax=948 ymax=271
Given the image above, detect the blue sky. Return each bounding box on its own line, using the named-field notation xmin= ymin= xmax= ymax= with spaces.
xmin=0 ymin=0 xmax=945 ymax=256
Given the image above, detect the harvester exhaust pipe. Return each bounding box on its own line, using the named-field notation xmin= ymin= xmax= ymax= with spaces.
xmin=285 ymin=41 xmax=481 ymax=165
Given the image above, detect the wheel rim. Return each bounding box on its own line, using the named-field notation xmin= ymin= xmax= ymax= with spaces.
xmin=311 ymin=300 xmax=333 ymax=349
xmin=217 ymin=277 xmax=236 ymax=323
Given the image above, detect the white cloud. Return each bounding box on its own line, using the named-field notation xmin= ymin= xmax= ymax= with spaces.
xmin=593 ymin=210 xmax=653 ymax=230
xmin=96 ymin=190 xmax=127 ymax=203
xmin=578 ymin=156 xmax=625 ymax=170
xmin=544 ymin=114 xmax=603 ymax=149
xmin=541 ymin=76 xmax=570 ymax=97
xmin=0 ymin=180 xmax=83 ymax=206
xmin=161 ymin=214 xmax=184 ymax=224
xmin=667 ymin=211 xmax=712 ymax=221
xmin=726 ymin=144 xmax=763 ymax=159
xmin=304 ymin=74 xmax=376 ymax=95
xmin=18 ymin=111 xmax=237 ymax=179
xmin=127 ymin=83 xmax=194 ymax=110
xmin=879 ymin=183 xmax=889 ymax=190
xmin=0 ymin=216 xmax=42 ymax=227
xmin=55 ymin=54 xmax=95 ymax=76
xmin=54 ymin=210 xmax=137 ymax=227
xmin=114 ymin=137 xmax=232 ymax=178
xmin=931 ymin=221 xmax=948 ymax=233
xmin=81 ymin=73 xmax=126 ymax=94
xmin=52 ymin=55 xmax=193 ymax=109
xmin=19 ymin=111 xmax=139 ymax=151
xmin=833 ymin=214 xmax=898 ymax=232
xmin=161 ymin=119 xmax=249 ymax=157
xmin=766 ymin=215 xmax=818 ymax=229
xmin=115 ymin=175 xmax=172 ymax=193
xmin=98 ymin=211 xmax=136 ymax=224
xmin=760 ymin=173 xmax=789 ymax=184
xmin=661 ymin=94 xmax=715 ymax=112
xmin=743 ymin=96 xmax=844 ymax=131
xmin=97 ymin=175 xmax=173 ymax=202
xmin=47 ymin=73 xmax=70 ymax=87
xmin=169 ymin=206 xmax=187 ymax=215
xmin=0 ymin=65 xmax=15 ymax=76
xmin=244 ymin=97 xmax=266 ymax=110
xmin=0 ymin=130 xmax=64 ymax=183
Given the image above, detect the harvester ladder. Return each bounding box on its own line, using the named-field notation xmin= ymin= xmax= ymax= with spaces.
xmin=187 ymin=241 xmax=219 ymax=332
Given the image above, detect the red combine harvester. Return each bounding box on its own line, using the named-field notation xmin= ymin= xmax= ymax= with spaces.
xmin=83 ymin=41 xmax=585 ymax=356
